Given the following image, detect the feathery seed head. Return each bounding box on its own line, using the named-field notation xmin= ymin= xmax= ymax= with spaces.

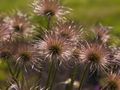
xmin=32 ymin=0 xmax=71 ymax=21
xmin=101 ymin=72 xmax=120 ymax=90
xmin=36 ymin=31 xmax=73 ymax=63
xmin=92 ymin=24 xmax=110 ymax=43
xmin=113 ymin=47 xmax=120 ymax=66
xmin=54 ymin=21 xmax=82 ymax=45
xmin=79 ymin=43 xmax=110 ymax=72
xmin=3 ymin=11 xmax=34 ymax=38
xmin=0 ymin=41 xmax=15 ymax=59
xmin=13 ymin=39 xmax=40 ymax=70
xmin=0 ymin=22 xmax=11 ymax=42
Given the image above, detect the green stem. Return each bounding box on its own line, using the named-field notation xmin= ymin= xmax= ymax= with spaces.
xmin=21 ymin=70 xmax=25 ymax=90
xmin=21 ymin=65 xmax=29 ymax=90
xmin=49 ymin=61 xmax=59 ymax=90
xmin=14 ymin=63 xmax=21 ymax=78
xmin=78 ymin=63 xmax=90 ymax=90
xmin=6 ymin=60 xmax=14 ymax=76
xmin=70 ymin=66 xmax=78 ymax=90
xmin=15 ymin=66 xmax=21 ymax=78
xmin=66 ymin=65 xmax=78 ymax=90
xmin=6 ymin=60 xmax=20 ymax=88
xmin=47 ymin=15 xmax=52 ymax=29
xmin=24 ymin=73 xmax=29 ymax=90
xmin=45 ymin=60 xmax=55 ymax=90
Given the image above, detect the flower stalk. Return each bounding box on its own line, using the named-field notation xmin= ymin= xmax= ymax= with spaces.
xmin=47 ymin=15 xmax=52 ymax=29
xmin=45 ymin=59 xmax=55 ymax=90
xmin=66 ymin=65 xmax=78 ymax=90
xmin=78 ymin=63 xmax=90 ymax=90
xmin=49 ymin=61 xmax=59 ymax=90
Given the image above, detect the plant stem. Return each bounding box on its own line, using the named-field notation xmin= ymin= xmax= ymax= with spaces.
xmin=66 ymin=65 xmax=78 ymax=90
xmin=14 ymin=63 xmax=21 ymax=78
xmin=49 ymin=61 xmax=59 ymax=90
xmin=47 ymin=15 xmax=51 ymax=29
xmin=78 ymin=63 xmax=90 ymax=90
xmin=21 ymin=69 xmax=25 ymax=90
xmin=45 ymin=60 xmax=55 ymax=90
xmin=6 ymin=60 xmax=14 ymax=76
xmin=24 ymin=72 xmax=29 ymax=90
xmin=15 ymin=66 xmax=21 ymax=78
xmin=21 ymin=65 xmax=29 ymax=90
xmin=6 ymin=60 xmax=20 ymax=88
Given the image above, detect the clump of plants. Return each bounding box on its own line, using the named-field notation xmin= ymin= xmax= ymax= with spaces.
xmin=0 ymin=0 xmax=120 ymax=90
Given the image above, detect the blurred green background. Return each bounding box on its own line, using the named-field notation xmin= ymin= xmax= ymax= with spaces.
xmin=0 ymin=0 xmax=120 ymax=86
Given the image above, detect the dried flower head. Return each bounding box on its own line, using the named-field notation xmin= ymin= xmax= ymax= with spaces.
xmin=0 ymin=41 xmax=15 ymax=59
xmin=68 ymin=46 xmax=81 ymax=67
xmin=72 ymin=48 xmax=81 ymax=61
xmin=13 ymin=39 xmax=40 ymax=71
xmin=54 ymin=21 xmax=82 ymax=45
xmin=101 ymin=72 xmax=120 ymax=90
xmin=32 ymin=0 xmax=71 ymax=20
xmin=111 ymin=47 xmax=120 ymax=71
xmin=3 ymin=11 xmax=34 ymax=38
xmin=92 ymin=24 xmax=110 ymax=43
xmin=0 ymin=22 xmax=11 ymax=42
xmin=79 ymin=43 xmax=110 ymax=72
xmin=114 ymin=47 xmax=120 ymax=64
xmin=36 ymin=31 xmax=73 ymax=63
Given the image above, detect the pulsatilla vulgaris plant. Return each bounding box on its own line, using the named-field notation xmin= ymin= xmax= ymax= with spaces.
xmin=0 ymin=0 xmax=120 ymax=90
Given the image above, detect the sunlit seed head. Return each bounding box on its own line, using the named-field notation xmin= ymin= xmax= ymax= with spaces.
xmin=12 ymin=39 xmax=40 ymax=71
xmin=92 ymin=24 xmax=111 ymax=43
xmin=36 ymin=31 xmax=73 ymax=63
xmin=0 ymin=22 xmax=11 ymax=41
xmin=101 ymin=73 xmax=120 ymax=90
xmin=49 ymin=45 xmax=61 ymax=55
xmin=0 ymin=41 xmax=14 ymax=59
xmin=3 ymin=11 xmax=34 ymax=38
xmin=87 ymin=52 xmax=100 ymax=63
xmin=54 ymin=21 xmax=82 ymax=45
xmin=15 ymin=44 xmax=36 ymax=63
xmin=112 ymin=47 xmax=120 ymax=66
xmin=79 ymin=43 xmax=110 ymax=72
xmin=67 ymin=47 xmax=81 ymax=68
xmin=32 ymin=0 xmax=71 ymax=21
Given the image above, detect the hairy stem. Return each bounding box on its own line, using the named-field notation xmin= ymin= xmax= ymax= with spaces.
xmin=21 ymin=65 xmax=29 ymax=90
xmin=49 ymin=61 xmax=59 ymax=90
xmin=78 ymin=63 xmax=90 ymax=90
xmin=6 ymin=60 xmax=14 ymax=76
xmin=66 ymin=65 xmax=78 ymax=90
xmin=47 ymin=15 xmax=52 ymax=29
xmin=45 ymin=60 xmax=55 ymax=90
xmin=70 ymin=65 xmax=78 ymax=90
